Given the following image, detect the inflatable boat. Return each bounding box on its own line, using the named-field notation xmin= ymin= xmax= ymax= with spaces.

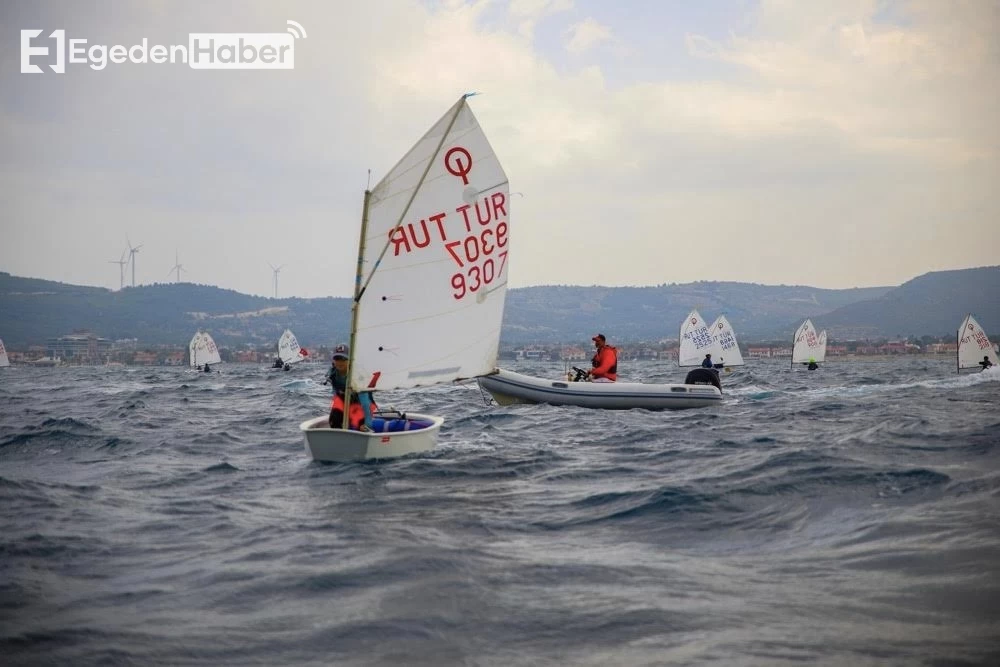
xmin=478 ymin=367 xmax=723 ymax=410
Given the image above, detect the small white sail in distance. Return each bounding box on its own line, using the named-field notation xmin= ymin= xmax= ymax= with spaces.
xmin=815 ymin=330 xmax=828 ymax=363
xmin=0 ymin=338 xmax=9 ymax=367
xmin=708 ymin=315 xmax=745 ymax=366
xmin=278 ymin=329 xmax=306 ymax=365
xmin=189 ymin=331 xmax=222 ymax=367
xmin=349 ymin=95 xmax=510 ymax=392
xmin=188 ymin=332 xmax=202 ymax=368
xmin=957 ymin=313 xmax=998 ymax=371
xmin=792 ymin=319 xmax=825 ymax=364
xmin=678 ymin=309 xmax=713 ymax=367
xmin=199 ymin=332 xmax=222 ymax=366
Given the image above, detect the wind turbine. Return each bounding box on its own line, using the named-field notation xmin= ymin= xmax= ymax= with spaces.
xmin=269 ymin=262 xmax=283 ymax=299
xmin=167 ymin=250 xmax=185 ymax=283
xmin=126 ymin=236 xmax=142 ymax=287
xmin=108 ymin=250 xmax=128 ymax=290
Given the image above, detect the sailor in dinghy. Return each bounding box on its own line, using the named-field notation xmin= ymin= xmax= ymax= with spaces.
xmin=299 ymin=94 xmax=511 ymax=462
xmin=957 ymin=313 xmax=999 ymax=374
xmin=322 ymin=344 xmax=376 ymax=431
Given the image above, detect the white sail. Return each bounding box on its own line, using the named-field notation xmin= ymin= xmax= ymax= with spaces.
xmin=0 ymin=338 xmax=9 ymax=367
xmin=816 ymin=330 xmax=828 ymax=363
xmin=350 ymin=95 xmax=510 ymax=391
xmin=189 ymin=331 xmax=222 ymax=367
xmin=958 ymin=314 xmax=998 ymax=370
xmin=678 ymin=310 xmax=713 ymax=367
xmin=278 ymin=329 xmax=306 ymax=365
xmin=792 ymin=319 xmax=825 ymax=363
xmin=708 ymin=315 xmax=745 ymax=366
xmin=200 ymin=332 xmax=222 ymax=366
xmin=188 ymin=332 xmax=202 ymax=368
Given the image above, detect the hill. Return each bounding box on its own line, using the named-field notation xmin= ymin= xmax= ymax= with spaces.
xmin=811 ymin=266 xmax=1000 ymax=339
xmin=0 ymin=274 xmax=351 ymax=348
xmin=0 ymin=267 xmax=997 ymax=348
xmin=501 ymin=282 xmax=889 ymax=343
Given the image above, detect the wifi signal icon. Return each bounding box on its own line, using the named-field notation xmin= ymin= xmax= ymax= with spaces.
xmin=286 ymin=20 xmax=307 ymax=39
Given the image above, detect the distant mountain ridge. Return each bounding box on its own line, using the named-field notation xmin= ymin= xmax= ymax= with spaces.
xmin=0 ymin=267 xmax=997 ymax=348
xmin=810 ymin=266 xmax=1000 ymax=339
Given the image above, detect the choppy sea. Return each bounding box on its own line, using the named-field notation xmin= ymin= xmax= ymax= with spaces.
xmin=1 ymin=357 xmax=998 ymax=666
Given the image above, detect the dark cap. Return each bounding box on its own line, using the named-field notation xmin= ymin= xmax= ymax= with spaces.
xmin=592 ymin=333 xmax=606 ymax=342
xmin=332 ymin=344 xmax=349 ymax=360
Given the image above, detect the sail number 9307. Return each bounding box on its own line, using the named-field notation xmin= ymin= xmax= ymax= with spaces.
xmin=446 ymin=222 xmax=508 ymax=300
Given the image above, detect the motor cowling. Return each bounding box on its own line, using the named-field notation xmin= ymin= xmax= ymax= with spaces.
xmin=684 ymin=367 xmax=721 ymax=390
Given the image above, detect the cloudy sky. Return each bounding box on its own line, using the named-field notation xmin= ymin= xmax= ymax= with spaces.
xmin=2 ymin=0 xmax=997 ymax=298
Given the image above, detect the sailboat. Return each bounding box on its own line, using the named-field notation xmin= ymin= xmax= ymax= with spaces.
xmin=272 ymin=329 xmax=308 ymax=369
xmin=676 ymin=311 xmax=744 ymax=370
xmin=188 ymin=331 xmax=222 ymax=371
xmin=0 ymin=338 xmax=9 ymax=368
xmin=791 ymin=319 xmax=826 ymax=368
xmin=707 ymin=315 xmax=745 ymax=369
xmin=957 ymin=313 xmax=998 ymax=373
xmin=678 ymin=310 xmax=720 ymax=368
xmin=299 ymin=94 xmax=510 ymax=462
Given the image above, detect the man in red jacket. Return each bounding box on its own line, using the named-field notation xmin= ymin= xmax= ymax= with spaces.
xmin=587 ymin=333 xmax=618 ymax=382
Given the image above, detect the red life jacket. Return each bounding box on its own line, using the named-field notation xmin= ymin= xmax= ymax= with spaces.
xmin=591 ymin=345 xmax=618 ymax=381
xmin=330 ymin=393 xmax=378 ymax=430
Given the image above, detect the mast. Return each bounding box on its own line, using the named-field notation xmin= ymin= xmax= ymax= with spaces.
xmin=791 ymin=324 xmax=794 ymax=370
xmin=342 ymin=190 xmax=373 ymax=430
xmin=957 ymin=313 xmax=968 ymax=375
xmin=678 ymin=314 xmax=684 ymax=368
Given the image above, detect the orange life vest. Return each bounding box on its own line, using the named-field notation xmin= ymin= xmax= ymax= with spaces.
xmin=591 ymin=345 xmax=618 ymax=381
xmin=331 ymin=393 xmax=378 ymax=430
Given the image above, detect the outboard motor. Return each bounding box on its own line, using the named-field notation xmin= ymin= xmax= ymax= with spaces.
xmin=684 ymin=367 xmax=722 ymax=391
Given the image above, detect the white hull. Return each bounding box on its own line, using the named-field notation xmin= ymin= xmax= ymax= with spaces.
xmin=478 ymin=369 xmax=722 ymax=410
xmin=299 ymin=413 xmax=444 ymax=462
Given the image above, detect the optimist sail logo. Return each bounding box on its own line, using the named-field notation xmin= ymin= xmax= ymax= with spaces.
xmin=20 ymin=20 xmax=307 ymax=73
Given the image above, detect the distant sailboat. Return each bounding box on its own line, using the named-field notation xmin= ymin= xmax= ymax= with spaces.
xmin=273 ymin=329 xmax=308 ymax=369
xmin=0 ymin=338 xmax=9 ymax=367
xmin=189 ymin=331 xmax=222 ymax=371
xmin=707 ymin=315 xmax=745 ymax=368
xmin=792 ymin=319 xmax=827 ymax=368
xmin=678 ymin=310 xmax=713 ymax=367
xmin=678 ymin=311 xmax=742 ymax=370
xmin=957 ymin=313 xmax=998 ymax=373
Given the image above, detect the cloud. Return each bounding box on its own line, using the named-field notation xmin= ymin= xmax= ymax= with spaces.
xmin=507 ymin=0 xmax=573 ymax=39
xmin=564 ymin=18 xmax=612 ymax=55
xmin=683 ymin=0 xmax=999 ymax=161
